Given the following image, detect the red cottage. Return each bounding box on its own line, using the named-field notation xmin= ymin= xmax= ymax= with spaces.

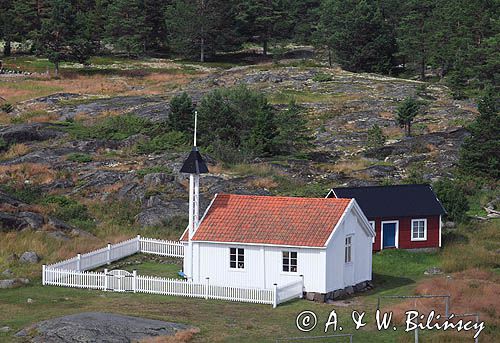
xmin=327 ymin=184 xmax=446 ymax=252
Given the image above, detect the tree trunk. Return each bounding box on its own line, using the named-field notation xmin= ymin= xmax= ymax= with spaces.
xmin=407 ymin=122 xmax=411 ymax=137
xmin=263 ymin=40 xmax=268 ymax=56
xmin=328 ymin=49 xmax=332 ymax=67
xmin=4 ymin=40 xmax=11 ymax=57
xmin=54 ymin=61 xmax=59 ymax=78
xmin=419 ymin=57 xmax=425 ymax=80
xmin=200 ymin=37 xmax=205 ymax=63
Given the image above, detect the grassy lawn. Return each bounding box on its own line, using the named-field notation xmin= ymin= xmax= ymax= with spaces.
xmin=1 ymin=249 xmax=478 ymax=342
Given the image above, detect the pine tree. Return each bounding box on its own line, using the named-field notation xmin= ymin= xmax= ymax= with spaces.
xmin=236 ymin=0 xmax=292 ymax=56
xmin=35 ymin=0 xmax=95 ymax=76
xmin=0 ymin=0 xmax=14 ymax=56
xmin=459 ymin=90 xmax=500 ymax=179
xmin=104 ymin=0 xmax=146 ymax=57
xmin=367 ymin=124 xmax=386 ymax=149
xmin=397 ymin=0 xmax=435 ymax=80
xmin=395 ymin=97 xmax=421 ymax=137
xmin=316 ymin=0 xmax=396 ymax=73
xmin=273 ymin=101 xmax=312 ymax=155
xmin=168 ymin=92 xmax=195 ymax=133
xmin=166 ymin=0 xmax=239 ymax=62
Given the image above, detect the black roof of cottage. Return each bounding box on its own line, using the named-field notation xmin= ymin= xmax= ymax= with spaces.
xmin=180 ymin=147 xmax=209 ymax=174
xmin=329 ymin=184 xmax=446 ymax=218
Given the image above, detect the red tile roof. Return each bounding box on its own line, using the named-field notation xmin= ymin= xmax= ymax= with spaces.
xmin=181 ymin=194 xmax=352 ymax=247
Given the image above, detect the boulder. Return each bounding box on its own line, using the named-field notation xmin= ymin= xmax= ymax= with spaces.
xmin=354 ymin=281 xmax=367 ymax=292
xmin=305 ymin=292 xmax=315 ymax=301
xmin=0 ymin=123 xmax=62 ymax=144
xmin=18 ymin=212 xmax=45 ymax=230
xmin=344 ymin=286 xmax=354 ymax=295
xmin=2 ymin=269 xmax=13 ymax=277
xmin=0 ymin=278 xmax=29 ymax=289
xmin=0 ymin=212 xmax=30 ymax=231
xmin=424 ymin=267 xmax=443 ymax=275
xmin=313 ymin=293 xmax=325 ymax=303
xmin=19 ymin=251 xmax=40 ymax=264
xmin=333 ymin=289 xmax=346 ymax=299
xmin=15 ymin=312 xmax=191 ymax=342
xmin=143 ymin=172 xmax=174 ymax=187
xmin=0 ymin=326 xmax=11 ymax=333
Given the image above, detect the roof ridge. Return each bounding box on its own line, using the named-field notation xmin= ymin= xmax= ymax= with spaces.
xmin=218 ymin=193 xmax=352 ymax=201
xmin=333 ymin=184 xmax=431 ymax=190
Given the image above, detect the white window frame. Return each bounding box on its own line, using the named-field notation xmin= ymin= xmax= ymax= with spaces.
xmin=411 ymin=218 xmax=427 ymax=241
xmin=345 ymin=235 xmax=353 ymax=264
xmin=282 ymin=251 xmax=298 ymax=273
xmin=229 ymin=247 xmax=245 ymax=270
xmin=369 ymin=221 xmax=376 ymax=243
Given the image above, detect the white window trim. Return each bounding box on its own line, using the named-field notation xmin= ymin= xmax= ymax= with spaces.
xmin=380 ymin=220 xmax=399 ymax=250
xmin=281 ymin=250 xmax=298 ymax=274
xmin=344 ymin=235 xmax=354 ymax=264
xmin=228 ymin=247 xmax=245 ymax=271
xmin=411 ymin=218 xmax=427 ymax=241
xmin=369 ymin=221 xmax=376 ymax=243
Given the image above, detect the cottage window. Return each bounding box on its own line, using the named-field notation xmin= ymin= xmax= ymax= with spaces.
xmin=282 ymin=251 xmax=297 ymax=272
xmin=345 ymin=236 xmax=353 ymax=263
xmin=229 ymin=248 xmax=244 ymax=269
xmin=411 ymin=219 xmax=427 ymax=241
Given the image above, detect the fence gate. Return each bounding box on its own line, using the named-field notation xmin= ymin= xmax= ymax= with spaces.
xmin=106 ymin=270 xmax=134 ymax=292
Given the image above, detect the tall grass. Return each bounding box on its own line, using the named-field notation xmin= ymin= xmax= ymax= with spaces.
xmin=441 ymin=220 xmax=500 ymax=272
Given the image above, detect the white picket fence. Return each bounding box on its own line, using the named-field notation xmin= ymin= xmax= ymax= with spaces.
xmin=42 ymin=235 xmax=303 ymax=307
xmin=42 ymin=267 xmax=299 ymax=307
xmin=46 ymin=236 xmax=182 ymax=272
xmin=140 ymin=237 xmax=184 ymax=258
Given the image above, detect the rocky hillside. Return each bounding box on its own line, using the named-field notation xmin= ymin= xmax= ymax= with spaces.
xmin=0 ymin=62 xmax=477 ymax=236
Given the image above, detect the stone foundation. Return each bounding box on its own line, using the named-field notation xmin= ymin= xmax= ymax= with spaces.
xmin=304 ymin=280 xmax=374 ymax=303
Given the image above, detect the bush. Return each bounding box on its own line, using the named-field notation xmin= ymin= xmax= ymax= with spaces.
xmin=168 ymin=92 xmax=194 ymax=133
xmin=66 ymin=114 xmax=157 ymax=140
xmin=366 ymin=124 xmax=386 ymax=149
xmin=66 ymin=152 xmax=93 ymax=163
xmin=433 ymin=179 xmax=469 ymax=223
xmin=197 ymin=87 xmax=310 ymax=163
xmin=1 ymin=103 xmax=13 ymax=113
xmin=0 ymin=137 xmax=8 ymax=151
xmin=136 ymin=131 xmax=189 ymax=154
xmin=312 ymin=72 xmax=333 ymax=82
xmin=40 ymin=195 xmax=95 ymax=230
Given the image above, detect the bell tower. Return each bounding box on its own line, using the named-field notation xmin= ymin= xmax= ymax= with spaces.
xmin=180 ymin=111 xmax=208 ymax=280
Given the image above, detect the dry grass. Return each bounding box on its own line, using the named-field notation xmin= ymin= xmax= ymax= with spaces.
xmin=139 ymin=328 xmax=200 ymax=343
xmin=382 ymin=126 xmax=404 ymax=139
xmin=0 ymin=230 xmax=102 ymax=278
xmin=228 ymin=163 xmax=282 ymax=178
xmin=0 ymin=163 xmax=56 ymax=186
xmin=1 ymin=71 xmax=198 ymax=104
xmin=246 ymin=177 xmax=279 ymax=189
xmin=1 ymin=143 xmax=30 ymax=159
xmin=386 ymin=269 xmax=500 ymax=327
xmin=441 ymin=221 xmax=499 ymax=272
xmin=320 ymin=159 xmax=370 ymax=174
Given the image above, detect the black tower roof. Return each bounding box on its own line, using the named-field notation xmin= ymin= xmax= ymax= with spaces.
xmin=180 ymin=147 xmax=209 ymax=174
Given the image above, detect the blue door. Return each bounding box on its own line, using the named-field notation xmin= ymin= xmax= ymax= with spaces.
xmin=382 ymin=222 xmax=396 ymax=248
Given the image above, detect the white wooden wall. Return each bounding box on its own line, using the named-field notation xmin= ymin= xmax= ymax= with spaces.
xmin=325 ymin=210 xmax=372 ymax=292
xmin=191 ymin=242 xmax=325 ymax=293
xmin=188 ymin=205 xmax=373 ymax=294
